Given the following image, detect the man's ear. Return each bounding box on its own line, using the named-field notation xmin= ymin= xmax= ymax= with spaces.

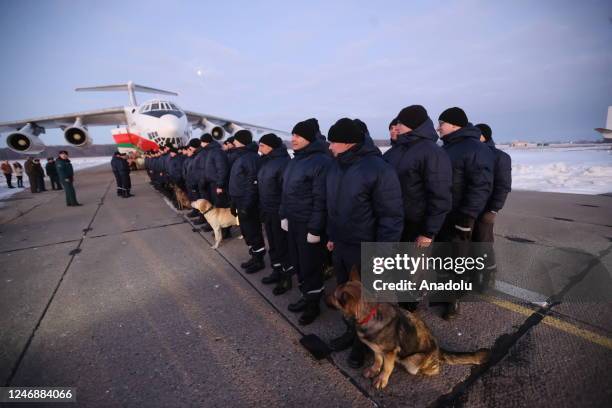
xmin=349 ymin=265 xmax=361 ymax=282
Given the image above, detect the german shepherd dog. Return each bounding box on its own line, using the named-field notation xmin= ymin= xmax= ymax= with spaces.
xmin=326 ymin=268 xmax=489 ymax=390
xmin=192 ymin=199 xmax=239 ymax=249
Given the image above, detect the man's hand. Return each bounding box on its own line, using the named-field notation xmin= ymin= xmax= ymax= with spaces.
xmin=216 ymin=187 xmax=223 ymax=195
xmin=415 ymin=235 xmax=432 ymax=248
xmin=307 ymin=233 xmax=321 ymax=244
xmin=65 ymin=178 xmax=71 ymax=183
xmin=326 ymin=241 xmax=335 ymax=251
xmin=280 ymin=219 xmax=289 ymax=231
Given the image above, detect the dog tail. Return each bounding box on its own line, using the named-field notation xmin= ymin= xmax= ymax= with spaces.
xmin=440 ymin=348 xmax=489 ymax=365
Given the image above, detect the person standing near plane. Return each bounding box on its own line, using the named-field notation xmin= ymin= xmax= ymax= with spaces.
xmin=111 ymin=151 xmax=124 ymax=196
xmin=13 ymin=162 xmax=24 ymax=188
xmin=325 ymin=117 xmax=404 ymax=367
xmin=436 ymin=107 xmax=494 ymax=319
xmin=34 ymin=159 xmax=46 ymax=192
xmin=24 ymin=157 xmax=39 ymax=193
xmin=55 ymin=150 xmax=81 ymax=206
xmin=473 ymin=123 xmax=511 ymax=282
xmin=1 ymin=160 xmax=14 ymax=189
xmin=383 ymin=105 xmax=453 ymax=312
xmin=256 ymin=133 xmax=291 ymax=292
xmin=119 ymin=153 xmax=133 ymax=198
xmin=229 ymin=130 xmax=266 ymax=274
xmin=45 ymin=157 xmax=62 ymax=190
xmin=280 ymin=119 xmax=331 ymax=325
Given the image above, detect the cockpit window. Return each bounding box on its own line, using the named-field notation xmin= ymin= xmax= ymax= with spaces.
xmin=138 ymin=100 xmax=184 ymax=118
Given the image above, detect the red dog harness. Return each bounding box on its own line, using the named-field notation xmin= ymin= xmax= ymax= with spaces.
xmin=357 ymin=307 xmax=378 ymax=326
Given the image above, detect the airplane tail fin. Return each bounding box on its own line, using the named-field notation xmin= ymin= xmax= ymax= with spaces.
xmin=75 ymin=81 xmax=178 ymax=106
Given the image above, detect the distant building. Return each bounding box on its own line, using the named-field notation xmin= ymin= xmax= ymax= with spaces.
xmin=510 ymin=141 xmax=538 ymax=148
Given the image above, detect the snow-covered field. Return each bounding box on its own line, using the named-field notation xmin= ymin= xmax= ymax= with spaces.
xmin=1 ymin=146 xmax=611 ymax=201
xmin=503 ymin=147 xmax=612 ymax=195
xmin=0 ymin=157 xmax=110 ymax=201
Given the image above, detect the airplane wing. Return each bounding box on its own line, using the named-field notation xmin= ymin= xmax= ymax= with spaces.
xmin=184 ymin=110 xmax=289 ymax=137
xmin=0 ymin=107 xmax=127 ymax=133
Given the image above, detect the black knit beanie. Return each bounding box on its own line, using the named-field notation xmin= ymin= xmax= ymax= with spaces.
xmin=292 ymin=120 xmax=317 ymax=142
xmin=200 ymin=133 xmax=213 ymax=143
xmin=439 ymin=107 xmax=468 ymax=128
xmin=188 ymin=138 xmax=201 ymax=149
xmin=397 ymin=105 xmax=428 ymax=130
xmin=234 ymin=129 xmax=253 ymax=146
xmin=328 ymin=118 xmax=364 ymax=144
xmin=475 ymin=123 xmax=492 ymax=141
xmin=259 ymin=133 xmax=282 ymax=149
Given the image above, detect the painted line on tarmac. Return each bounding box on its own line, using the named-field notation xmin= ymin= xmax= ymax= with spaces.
xmin=482 ymin=295 xmax=612 ymax=351
xmin=493 ymin=280 xmax=549 ymax=307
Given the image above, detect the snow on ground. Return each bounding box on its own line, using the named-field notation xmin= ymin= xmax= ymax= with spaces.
xmin=0 ymin=157 xmax=110 ymax=201
xmin=505 ymin=147 xmax=612 ymax=195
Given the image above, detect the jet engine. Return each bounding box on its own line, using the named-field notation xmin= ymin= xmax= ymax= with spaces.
xmin=63 ymin=118 xmax=93 ymax=147
xmin=6 ymin=123 xmax=46 ymax=154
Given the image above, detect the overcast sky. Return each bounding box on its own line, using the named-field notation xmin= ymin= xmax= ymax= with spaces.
xmin=1 ymin=0 xmax=611 ymax=145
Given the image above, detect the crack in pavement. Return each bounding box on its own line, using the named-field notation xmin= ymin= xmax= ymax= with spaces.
xmin=4 ymin=181 xmax=112 ymax=387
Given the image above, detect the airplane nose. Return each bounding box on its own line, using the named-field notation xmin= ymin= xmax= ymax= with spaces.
xmin=161 ymin=114 xmax=182 ymax=137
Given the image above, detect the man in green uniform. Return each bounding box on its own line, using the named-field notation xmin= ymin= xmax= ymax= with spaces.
xmin=55 ymin=150 xmax=82 ymax=206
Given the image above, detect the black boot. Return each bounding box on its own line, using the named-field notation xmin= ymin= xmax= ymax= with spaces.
xmin=201 ymin=223 xmax=213 ymax=232
xmin=187 ymin=209 xmax=200 ymax=218
xmin=442 ymin=300 xmax=460 ymax=320
xmin=329 ymin=319 xmax=356 ymax=352
xmin=117 ymin=188 xmax=122 ymax=196
xmin=273 ymin=268 xmax=293 ymax=295
xmin=125 ymin=189 xmax=133 ymax=197
xmin=245 ymin=252 xmax=265 ymax=274
xmin=288 ymin=297 xmax=307 ymax=313
xmin=347 ymin=337 xmax=367 ymax=368
xmin=262 ymin=265 xmax=282 ymax=284
xmin=299 ymin=298 xmax=320 ymax=326
xmin=241 ymin=248 xmax=256 ymax=269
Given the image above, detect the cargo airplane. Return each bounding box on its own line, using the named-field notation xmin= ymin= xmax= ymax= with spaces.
xmin=0 ymin=81 xmax=287 ymax=154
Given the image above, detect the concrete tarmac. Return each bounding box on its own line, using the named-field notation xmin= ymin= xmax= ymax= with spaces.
xmin=1 ymin=165 xmax=610 ymax=407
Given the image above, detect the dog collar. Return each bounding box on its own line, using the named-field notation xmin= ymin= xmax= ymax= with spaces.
xmin=357 ymin=307 xmax=377 ymax=326
xmin=201 ymin=208 xmax=214 ymax=215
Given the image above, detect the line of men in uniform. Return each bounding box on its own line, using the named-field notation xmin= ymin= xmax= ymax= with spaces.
xmin=143 ymin=105 xmax=512 ymax=368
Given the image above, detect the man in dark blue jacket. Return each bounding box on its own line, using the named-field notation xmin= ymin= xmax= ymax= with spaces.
xmin=326 ymin=117 xmax=404 ymax=367
xmin=383 ymin=105 xmax=453 ymax=313
xmin=384 ymin=105 xmax=452 ymax=244
xmin=185 ymin=138 xmax=205 ymax=219
xmin=257 ymin=133 xmax=292 ymax=291
xmin=436 ymin=107 xmax=495 ymax=319
xmin=473 ymin=123 xmax=512 ymax=244
xmin=111 ymin=151 xmax=124 ymax=196
xmin=189 ymin=135 xmax=212 ymax=227
xmin=223 ymin=136 xmax=239 ymax=168
xmin=229 ymin=130 xmax=266 ymax=274
xmin=280 ymin=119 xmax=332 ymax=325
xmin=201 ymin=135 xmax=230 ymax=209
xmin=118 ymin=153 xmax=132 ymax=198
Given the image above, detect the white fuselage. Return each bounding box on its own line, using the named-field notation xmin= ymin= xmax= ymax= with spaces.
xmin=118 ymin=99 xmax=191 ymax=150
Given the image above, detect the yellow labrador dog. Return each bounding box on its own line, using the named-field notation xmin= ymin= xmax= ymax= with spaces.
xmin=192 ymin=199 xmax=239 ymax=249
